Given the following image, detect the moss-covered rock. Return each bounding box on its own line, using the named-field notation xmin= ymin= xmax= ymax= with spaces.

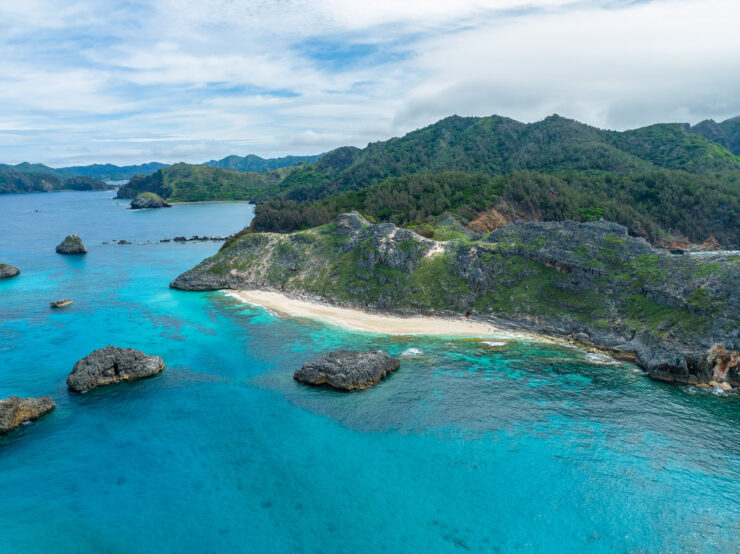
xmin=55 ymin=234 xmax=86 ymax=254
xmin=131 ymin=192 xmax=171 ymax=209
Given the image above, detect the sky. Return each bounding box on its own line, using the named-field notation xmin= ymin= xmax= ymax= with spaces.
xmin=1 ymin=0 xmax=739 ymax=166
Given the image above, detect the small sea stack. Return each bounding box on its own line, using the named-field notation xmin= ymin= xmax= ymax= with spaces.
xmin=50 ymin=299 xmax=73 ymax=309
xmin=0 ymin=396 xmax=56 ymax=435
xmin=56 ymin=234 xmax=87 ymax=254
xmin=67 ymin=345 xmax=165 ymax=392
xmin=131 ymin=192 xmax=171 ymax=210
xmin=0 ymin=264 xmax=20 ymax=279
xmin=294 ymin=350 xmax=400 ymax=391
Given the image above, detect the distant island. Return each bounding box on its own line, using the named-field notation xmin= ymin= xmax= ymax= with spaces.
xmin=0 ymin=153 xmax=321 ymax=194
xmin=0 ymin=173 xmax=113 ymax=194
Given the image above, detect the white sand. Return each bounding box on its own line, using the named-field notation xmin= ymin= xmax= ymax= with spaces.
xmin=226 ymin=289 xmax=531 ymax=338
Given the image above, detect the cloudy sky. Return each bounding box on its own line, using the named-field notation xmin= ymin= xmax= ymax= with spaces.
xmin=1 ymin=0 xmax=738 ymax=166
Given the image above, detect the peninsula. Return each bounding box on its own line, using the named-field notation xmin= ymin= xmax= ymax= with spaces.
xmin=172 ymin=212 xmax=740 ymax=388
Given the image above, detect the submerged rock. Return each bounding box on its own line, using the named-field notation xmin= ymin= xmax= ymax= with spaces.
xmin=0 ymin=264 xmax=20 ymax=279
xmin=294 ymin=350 xmax=400 ymax=391
xmin=50 ymin=299 xmax=73 ymax=309
xmin=131 ymin=192 xmax=171 ymax=210
xmin=67 ymin=346 xmax=165 ymax=392
xmin=56 ymin=234 xmax=87 ymax=254
xmin=0 ymin=396 xmax=55 ymax=435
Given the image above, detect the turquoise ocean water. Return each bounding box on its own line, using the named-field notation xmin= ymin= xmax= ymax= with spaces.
xmin=1 ymin=191 xmax=739 ymax=553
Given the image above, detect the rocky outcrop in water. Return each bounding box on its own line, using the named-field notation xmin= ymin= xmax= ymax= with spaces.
xmin=0 ymin=264 xmax=20 ymax=278
xmin=294 ymin=350 xmax=400 ymax=390
xmin=131 ymin=192 xmax=171 ymax=209
xmin=50 ymin=299 xmax=73 ymax=309
xmin=0 ymin=396 xmax=55 ymax=435
xmin=56 ymin=234 xmax=87 ymax=254
xmin=172 ymin=213 xmax=739 ymax=388
xmin=67 ymin=346 xmax=165 ymax=392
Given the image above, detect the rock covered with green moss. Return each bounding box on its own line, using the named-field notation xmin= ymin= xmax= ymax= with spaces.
xmin=131 ymin=191 xmax=171 ymax=209
xmin=55 ymin=234 xmax=87 ymax=254
xmin=172 ymin=213 xmax=739 ymax=386
xmin=0 ymin=264 xmax=20 ymax=278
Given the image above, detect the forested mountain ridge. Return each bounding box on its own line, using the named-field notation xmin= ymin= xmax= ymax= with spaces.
xmin=248 ymin=114 xmax=740 ymax=248
xmin=203 ymin=153 xmax=322 ymax=172
xmin=689 ymin=116 xmax=740 ymax=156
xmin=0 ymin=161 xmax=168 ymax=181
xmin=0 ymin=169 xmax=112 ymax=194
xmin=0 ymin=152 xmax=322 ymax=185
xmin=272 ymin=114 xmax=740 ymax=203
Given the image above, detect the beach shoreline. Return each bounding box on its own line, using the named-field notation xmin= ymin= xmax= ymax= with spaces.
xmin=225 ymin=289 xmax=538 ymax=339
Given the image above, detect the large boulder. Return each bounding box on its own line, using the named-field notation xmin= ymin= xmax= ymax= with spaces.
xmin=0 ymin=396 xmax=55 ymax=435
xmin=294 ymin=350 xmax=400 ymax=391
xmin=0 ymin=264 xmax=20 ymax=279
xmin=67 ymin=346 xmax=165 ymax=392
xmin=56 ymin=234 xmax=87 ymax=254
xmin=131 ymin=192 xmax=171 ymax=210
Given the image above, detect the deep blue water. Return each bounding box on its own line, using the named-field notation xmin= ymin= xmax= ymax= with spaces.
xmin=1 ymin=191 xmax=739 ymax=553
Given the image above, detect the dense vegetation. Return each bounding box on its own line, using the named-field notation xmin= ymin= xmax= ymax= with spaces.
xmin=116 ymin=163 xmax=299 ymax=202
xmin=0 ymin=152 xmax=321 ymax=184
xmin=0 ymin=170 xmax=111 ymax=194
xmin=0 ymin=161 xmax=167 ymax=181
xmin=248 ymin=114 xmax=740 ymax=247
xmin=690 ymin=116 xmax=740 ymax=156
xmin=255 ymin=167 xmax=739 ymax=246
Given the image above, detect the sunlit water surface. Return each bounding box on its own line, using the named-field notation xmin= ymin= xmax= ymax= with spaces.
xmin=1 ymin=191 xmax=738 ymax=553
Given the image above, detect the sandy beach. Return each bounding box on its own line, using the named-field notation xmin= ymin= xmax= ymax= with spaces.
xmin=226 ymin=289 xmax=530 ymax=338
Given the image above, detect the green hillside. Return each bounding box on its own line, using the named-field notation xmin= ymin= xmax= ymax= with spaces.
xmin=250 ymin=115 xmax=740 ymax=247
xmin=115 ymin=163 xmax=299 ymax=202
xmin=690 ymin=116 xmax=740 ymax=156
xmin=110 ymin=113 xmax=740 ymax=247
xmin=0 ymin=170 xmax=111 ymax=194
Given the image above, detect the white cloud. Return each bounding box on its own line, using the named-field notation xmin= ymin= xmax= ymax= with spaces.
xmin=0 ymin=0 xmax=738 ymax=165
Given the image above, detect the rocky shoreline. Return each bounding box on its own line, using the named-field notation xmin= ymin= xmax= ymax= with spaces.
xmin=172 ymin=213 xmax=739 ymax=389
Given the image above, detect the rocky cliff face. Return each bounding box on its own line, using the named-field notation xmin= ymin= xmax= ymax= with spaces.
xmin=172 ymin=213 xmax=739 ymax=387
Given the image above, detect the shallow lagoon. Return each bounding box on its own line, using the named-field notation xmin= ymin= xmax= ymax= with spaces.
xmin=1 ymin=191 xmax=739 ymax=552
